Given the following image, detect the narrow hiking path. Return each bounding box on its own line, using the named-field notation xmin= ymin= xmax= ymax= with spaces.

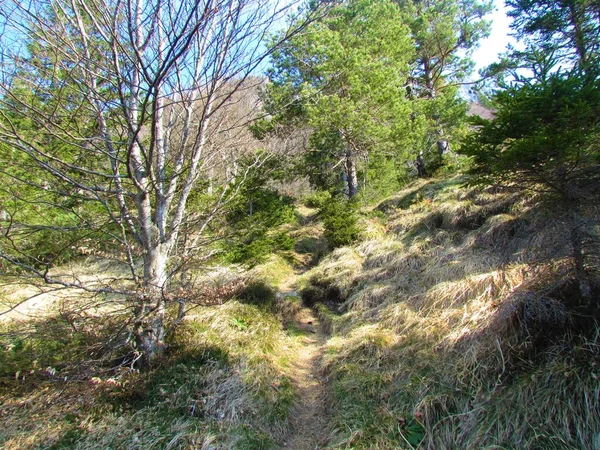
xmin=274 ymin=204 xmax=332 ymax=448
xmin=281 ymin=303 xmax=330 ymax=449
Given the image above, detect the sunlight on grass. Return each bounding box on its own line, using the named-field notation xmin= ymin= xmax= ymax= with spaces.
xmin=1 ymin=177 xmax=598 ymax=449
xmin=0 ymin=291 xmax=301 ymax=449
xmin=300 ymin=178 xmax=600 ymax=449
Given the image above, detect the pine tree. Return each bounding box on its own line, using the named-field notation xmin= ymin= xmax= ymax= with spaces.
xmin=396 ymin=0 xmax=492 ymax=174
xmin=461 ymin=0 xmax=600 ymax=306
xmin=263 ymin=0 xmax=415 ymax=198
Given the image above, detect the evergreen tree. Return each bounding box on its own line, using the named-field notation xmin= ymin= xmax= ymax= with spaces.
xmin=396 ymin=0 xmax=492 ymax=174
xmin=263 ymin=0 xmax=415 ymax=198
xmin=461 ymin=0 xmax=600 ymax=305
xmin=507 ymin=0 xmax=600 ymax=73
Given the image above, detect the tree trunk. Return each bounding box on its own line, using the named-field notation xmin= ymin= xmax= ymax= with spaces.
xmin=568 ymin=209 xmax=593 ymax=307
xmin=568 ymin=2 xmax=588 ymax=70
xmin=437 ymin=139 xmax=450 ymax=156
xmin=135 ymin=243 xmax=169 ymax=366
xmin=415 ymin=152 xmax=425 ymax=177
xmin=435 ymin=120 xmax=450 ymax=159
xmin=344 ymin=154 xmax=358 ymax=198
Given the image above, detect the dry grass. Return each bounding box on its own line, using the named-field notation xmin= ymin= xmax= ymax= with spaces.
xmin=302 ymin=177 xmax=600 ymax=449
xmin=0 ymin=199 xmax=334 ymax=450
xmin=0 ymin=302 xmax=299 ymax=449
xmin=0 ymin=256 xmax=134 ymax=322
xmin=2 ymin=176 xmax=598 ymax=449
xmin=247 ymin=254 xmax=296 ymax=287
xmin=0 ymin=256 xmax=301 ymax=450
xmin=299 ymin=247 xmax=363 ymax=301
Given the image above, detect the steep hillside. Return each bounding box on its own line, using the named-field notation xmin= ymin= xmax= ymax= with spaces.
xmin=301 ymin=177 xmax=600 ymax=449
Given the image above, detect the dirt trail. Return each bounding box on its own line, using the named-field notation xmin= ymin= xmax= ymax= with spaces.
xmin=276 ymin=205 xmax=331 ymax=448
xmin=282 ymin=305 xmax=330 ymax=449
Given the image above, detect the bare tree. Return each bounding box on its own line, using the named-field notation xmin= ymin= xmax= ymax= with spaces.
xmin=0 ymin=0 xmax=319 ymax=364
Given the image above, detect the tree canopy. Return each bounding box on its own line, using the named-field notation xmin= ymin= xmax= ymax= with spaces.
xmin=396 ymin=0 xmax=492 ymax=171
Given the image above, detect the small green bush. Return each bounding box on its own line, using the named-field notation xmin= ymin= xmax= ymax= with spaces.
xmin=224 ymin=232 xmax=295 ymax=266
xmin=303 ymin=190 xmax=331 ymax=208
xmin=320 ymin=197 xmax=360 ymax=248
xmin=223 ymin=186 xmax=296 ymax=266
xmin=273 ymin=232 xmax=295 ymax=251
xmin=225 ymin=238 xmax=267 ymax=266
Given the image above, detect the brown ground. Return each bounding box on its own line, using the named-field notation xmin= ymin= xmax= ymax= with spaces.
xmin=281 ymin=306 xmax=331 ymax=450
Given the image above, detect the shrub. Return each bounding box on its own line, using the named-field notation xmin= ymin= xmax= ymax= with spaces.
xmin=320 ymin=197 xmax=360 ymax=248
xmin=302 ymin=190 xmax=331 ymax=208
xmin=223 ymin=187 xmax=296 ymax=266
xmin=273 ymin=232 xmax=295 ymax=251
xmin=225 ymin=232 xmax=295 ymax=267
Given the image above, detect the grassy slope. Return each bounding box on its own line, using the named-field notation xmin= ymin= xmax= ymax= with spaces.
xmin=0 ymin=206 xmax=326 ymax=449
xmin=302 ymin=177 xmax=600 ymax=449
xmin=0 ymin=258 xmax=304 ymax=449
xmin=1 ymin=178 xmax=599 ymax=449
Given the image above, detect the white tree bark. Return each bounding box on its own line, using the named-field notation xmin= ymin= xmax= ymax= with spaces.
xmin=344 ymin=153 xmax=359 ymax=199
xmin=0 ymin=0 xmax=321 ymax=364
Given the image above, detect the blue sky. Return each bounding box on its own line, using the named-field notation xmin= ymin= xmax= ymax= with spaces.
xmin=472 ymin=0 xmax=517 ymax=71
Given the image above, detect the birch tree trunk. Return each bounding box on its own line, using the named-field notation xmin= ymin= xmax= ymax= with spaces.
xmin=136 ymin=242 xmax=169 ymax=365
xmin=0 ymin=0 xmax=320 ymax=365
